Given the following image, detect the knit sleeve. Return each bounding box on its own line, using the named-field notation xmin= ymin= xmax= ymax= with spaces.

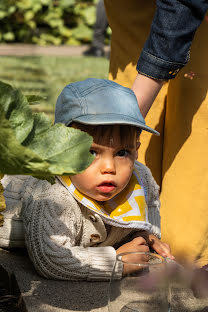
xmin=0 ymin=175 xmax=28 ymax=248
xmin=22 ymin=178 xmax=122 ymax=281
xmin=134 ymin=162 xmax=161 ymax=238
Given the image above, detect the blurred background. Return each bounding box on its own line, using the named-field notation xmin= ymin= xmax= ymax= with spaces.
xmin=0 ymin=0 xmax=111 ymax=120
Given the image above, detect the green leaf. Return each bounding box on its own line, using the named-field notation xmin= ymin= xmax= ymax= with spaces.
xmin=0 ymin=174 xmax=6 ymax=226
xmin=39 ymin=33 xmax=62 ymax=45
xmin=66 ymin=37 xmax=80 ymax=46
xmin=17 ymin=0 xmax=32 ymax=10
xmin=33 ymin=175 xmax=56 ymax=184
xmin=72 ymin=23 xmax=92 ymax=41
xmin=0 ymin=81 xmax=34 ymax=143
xmin=0 ymin=80 xmax=94 ymax=177
xmin=59 ymin=0 xmax=75 ymax=8
xmin=58 ymin=26 xmax=71 ymax=38
xmin=81 ymin=6 xmax=96 ymax=26
xmin=41 ymin=0 xmax=51 ymax=5
xmin=24 ymin=10 xmax=34 ymax=21
xmin=0 ymin=10 xmax=7 ymax=19
xmin=26 ymin=94 xmax=47 ymax=104
xmin=3 ymin=32 xmax=15 ymax=41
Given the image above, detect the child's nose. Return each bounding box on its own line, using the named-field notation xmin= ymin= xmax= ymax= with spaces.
xmin=100 ymin=157 xmax=116 ymax=174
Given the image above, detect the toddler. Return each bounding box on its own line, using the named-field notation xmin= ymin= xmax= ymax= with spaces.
xmin=2 ymin=79 xmax=174 ymax=280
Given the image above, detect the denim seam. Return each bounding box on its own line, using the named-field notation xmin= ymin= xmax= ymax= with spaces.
xmin=66 ymin=84 xmax=84 ymax=113
xmin=76 ymin=113 xmax=143 ymax=122
xmin=62 ymin=85 xmax=82 ymax=106
xmin=136 ymin=70 xmax=167 ymax=81
xmin=82 ymin=84 xmax=133 ymax=96
xmin=81 ymin=84 xmax=106 ymax=95
xmin=142 ymin=51 xmax=187 ymax=66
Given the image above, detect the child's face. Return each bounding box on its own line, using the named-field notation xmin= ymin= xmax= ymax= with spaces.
xmin=70 ymin=125 xmax=139 ymax=202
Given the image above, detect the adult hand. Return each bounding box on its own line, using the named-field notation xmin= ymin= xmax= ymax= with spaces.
xmin=132 ymin=74 xmax=164 ymax=118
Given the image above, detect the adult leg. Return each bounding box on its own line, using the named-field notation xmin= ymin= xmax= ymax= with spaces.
xmin=84 ymin=0 xmax=108 ymax=57
xmin=105 ymin=0 xmax=208 ymax=266
xmin=160 ymin=16 xmax=208 ymax=266
xmin=92 ymin=0 xmax=108 ymax=50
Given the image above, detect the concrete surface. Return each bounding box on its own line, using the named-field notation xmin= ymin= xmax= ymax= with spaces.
xmin=0 ymin=248 xmax=208 ymax=312
xmin=0 ymin=248 xmax=109 ymax=312
xmin=0 ymin=44 xmax=110 ymax=56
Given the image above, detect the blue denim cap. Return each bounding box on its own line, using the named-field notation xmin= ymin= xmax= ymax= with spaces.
xmin=55 ymin=78 xmax=159 ymax=136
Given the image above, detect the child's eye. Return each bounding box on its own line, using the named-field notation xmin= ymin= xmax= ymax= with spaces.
xmin=90 ymin=149 xmax=97 ymax=157
xmin=116 ymin=149 xmax=129 ymax=157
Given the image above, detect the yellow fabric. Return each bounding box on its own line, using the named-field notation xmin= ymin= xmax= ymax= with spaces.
xmin=105 ymin=0 xmax=208 ymax=266
xmin=58 ymin=168 xmax=151 ymax=230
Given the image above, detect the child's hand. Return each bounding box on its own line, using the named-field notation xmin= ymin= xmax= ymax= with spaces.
xmin=116 ymin=237 xmax=150 ymax=275
xmin=148 ymin=234 xmax=175 ymax=260
xmin=131 ymin=231 xmax=175 ymax=260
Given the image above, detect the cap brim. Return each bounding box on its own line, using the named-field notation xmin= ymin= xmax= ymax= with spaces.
xmin=71 ymin=114 xmax=160 ymax=136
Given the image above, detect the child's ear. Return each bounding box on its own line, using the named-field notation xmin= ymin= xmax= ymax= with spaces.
xmin=135 ymin=141 xmax=141 ymax=159
xmin=136 ymin=141 xmax=141 ymax=150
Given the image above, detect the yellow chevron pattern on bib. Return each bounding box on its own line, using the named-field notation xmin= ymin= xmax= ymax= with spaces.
xmin=58 ymin=167 xmax=150 ymax=230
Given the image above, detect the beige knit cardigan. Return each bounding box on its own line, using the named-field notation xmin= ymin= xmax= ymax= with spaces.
xmin=2 ymin=161 xmax=160 ymax=281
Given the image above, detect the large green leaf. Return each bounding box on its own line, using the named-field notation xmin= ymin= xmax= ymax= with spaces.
xmin=0 ymin=81 xmax=34 ymax=143
xmin=26 ymin=94 xmax=46 ymax=104
xmin=0 ymin=174 xmax=5 ymax=226
xmin=0 ymin=80 xmax=94 ymax=178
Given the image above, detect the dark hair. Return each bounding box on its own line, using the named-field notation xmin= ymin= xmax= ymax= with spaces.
xmin=71 ymin=123 xmax=141 ymax=147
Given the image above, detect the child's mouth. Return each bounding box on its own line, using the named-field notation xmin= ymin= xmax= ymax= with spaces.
xmin=97 ymin=182 xmax=116 ymax=193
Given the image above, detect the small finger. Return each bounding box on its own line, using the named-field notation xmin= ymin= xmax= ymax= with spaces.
xmin=161 ymin=251 xmax=175 ymax=260
xmin=161 ymin=243 xmax=175 ymax=260
xmin=153 ymin=243 xmax=175 ymax=260
xmin=133 ymin=236 xmax=147 ymax=245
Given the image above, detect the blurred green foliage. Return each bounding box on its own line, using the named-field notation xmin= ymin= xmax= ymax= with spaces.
xmin=0 ymin=0 xmax=111 ymax=45
xmin=0 ymin=55 xmax=109 ymax=119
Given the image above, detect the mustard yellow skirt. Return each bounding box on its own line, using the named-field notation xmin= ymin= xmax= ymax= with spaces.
xmin=105 ymin=0 xmax=208 ymax=266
